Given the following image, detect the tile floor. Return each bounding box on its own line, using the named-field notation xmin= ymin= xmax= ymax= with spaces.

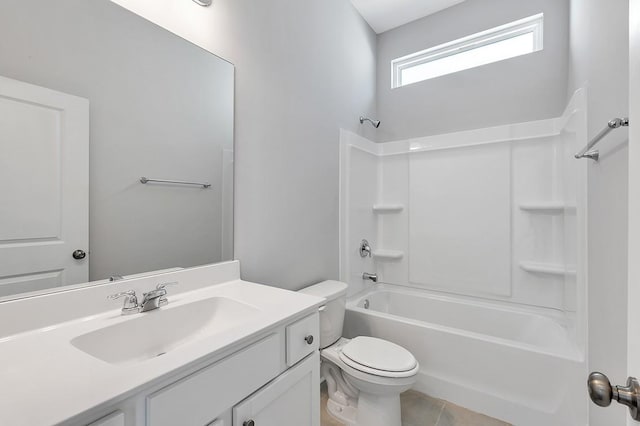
xmin=320 ymin=384 xmax=511 ymax=426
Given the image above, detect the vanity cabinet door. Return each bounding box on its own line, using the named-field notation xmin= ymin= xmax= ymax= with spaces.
xmin=205 ymin=409 xmax=231 ymax=426
xmin=233 ymin=352 xmax=319 ymax=426
xmin=285 ymin=313 xmax=319 ymax=367
xmin=146 ymin=334 xmax=281 ymax=426
xmin=86 ymin=411 xmax=125 ymax=426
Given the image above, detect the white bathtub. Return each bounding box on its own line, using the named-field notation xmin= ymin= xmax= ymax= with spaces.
xmin=343 ymin=284 xmax=587 ymax=426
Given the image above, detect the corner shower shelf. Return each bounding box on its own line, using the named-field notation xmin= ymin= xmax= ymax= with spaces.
xmin=372 ymin=204 xmax=404 ymax=214
xmin=519 ymin=261 xmax=577 ymax=276
xmin=519 ymin=203 xmax=577 ymax=215
xmin=372 ymin=250 xmax=404 ymax=260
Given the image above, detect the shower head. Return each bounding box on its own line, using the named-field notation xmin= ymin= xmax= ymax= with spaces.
xmin=360 ymin=116 xmax=381 ymax=129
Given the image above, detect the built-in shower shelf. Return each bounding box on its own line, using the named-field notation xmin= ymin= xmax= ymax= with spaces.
xmin=372 ymin=204 xmax=404 ymax=214
xmin=372 ymin=250 xmax=404 ymax=260
xmin=519 ymin=261 xmax=577 ymax=276
xmin=519 ymin=203 xmax=577 ymax=214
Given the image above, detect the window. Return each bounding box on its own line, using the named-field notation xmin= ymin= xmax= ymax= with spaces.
xmin=391 ymin=13 xmax=544 ymax=88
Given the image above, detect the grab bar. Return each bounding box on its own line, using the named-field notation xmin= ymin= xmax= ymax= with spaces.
xmin=140 ymin=177 xmax=211 ymax=188
xmin=574 ymin=117 xmax=629 ymax=161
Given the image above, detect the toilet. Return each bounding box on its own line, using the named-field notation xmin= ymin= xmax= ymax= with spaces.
xmin=299 ymin=280 xmax=418 ymax=426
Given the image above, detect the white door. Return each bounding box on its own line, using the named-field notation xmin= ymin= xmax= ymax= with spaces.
xmin=588 ymin=4 xmax=640 ymax=423
xmin=0 ymin=75 xmax=89 ymax=298
xmin=629 ymin=1 xmax=640 ymax=425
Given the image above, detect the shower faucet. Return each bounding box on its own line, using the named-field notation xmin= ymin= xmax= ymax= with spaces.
xmin=360 ymin=239 xmax=372 ymax=258
xmin=362 ymin=272 xmax=378 ymax=283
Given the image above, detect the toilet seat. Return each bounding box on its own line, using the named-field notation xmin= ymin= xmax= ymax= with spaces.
xmin=321 ymin=337 xmax=418 ymax=426
xmin=338 ymin=336 xmax=419 ymax=378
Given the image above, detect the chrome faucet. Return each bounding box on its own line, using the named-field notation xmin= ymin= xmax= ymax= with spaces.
xmin=140 ymin=282 xmax=177 ymax=312
xmin=107 ymin=290 xmax=140 ymax=315
xmin=362 ymin=272 xmax=378 ymax=283
xmin=359 ymin=239 xmax=372 ymax=258
xmin=108 ymin=282 xmax=178 ymax=315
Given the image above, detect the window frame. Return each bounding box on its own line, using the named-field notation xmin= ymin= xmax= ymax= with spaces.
xmin=391 ymin=13 xmax=544 ymax=89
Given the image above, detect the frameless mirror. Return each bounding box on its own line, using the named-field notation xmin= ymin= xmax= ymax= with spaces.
xmin=0 ymin=0 xmax=234 ymax=300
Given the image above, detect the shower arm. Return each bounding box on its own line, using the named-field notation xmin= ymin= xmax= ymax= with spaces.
xmin=359 ymin=116 xmax=381 ymax=128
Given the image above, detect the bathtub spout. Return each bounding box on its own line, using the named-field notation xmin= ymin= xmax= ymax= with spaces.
xmin=363 ymin=272 xmax=378 ymax=283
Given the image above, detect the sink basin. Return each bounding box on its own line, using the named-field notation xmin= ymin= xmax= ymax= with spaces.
xmin=71 ymin=297 xmax=259 ymax=365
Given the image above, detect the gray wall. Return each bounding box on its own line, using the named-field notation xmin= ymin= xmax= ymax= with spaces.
xmin=568 ymin=1 xmax=630 ymax=425
xmin=0 ymin=0 xmax=234 ymax=282
xmin=375 ymin=0 xmax=570 ymax=141
xmin=113 ymin=0 xmax=378 ymax=290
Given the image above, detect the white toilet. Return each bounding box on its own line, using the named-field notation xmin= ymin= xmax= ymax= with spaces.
xmin=299 ymin=280 xmax=418 ymax=426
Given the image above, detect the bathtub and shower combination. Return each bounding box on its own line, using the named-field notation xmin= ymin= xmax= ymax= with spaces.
xmin=344 ymin=285 xmax=584 ymax=425
xmin=339 ymin=92 xmax=588 ymax=425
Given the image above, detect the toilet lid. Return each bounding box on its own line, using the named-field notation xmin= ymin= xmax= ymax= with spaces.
xmin=340 ymin=336 xmax=417 ymax=374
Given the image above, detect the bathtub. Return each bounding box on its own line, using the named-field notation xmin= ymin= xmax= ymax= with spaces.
xmin=343 ymin=284 xmax=587 ymax=426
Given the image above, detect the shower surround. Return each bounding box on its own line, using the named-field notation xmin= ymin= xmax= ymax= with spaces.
xmin=339 ymin=90 xmax=588 ymax=425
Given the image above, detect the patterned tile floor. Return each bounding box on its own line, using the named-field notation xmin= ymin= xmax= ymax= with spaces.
xmin=320 ymin=384 xmax=511 ymax=426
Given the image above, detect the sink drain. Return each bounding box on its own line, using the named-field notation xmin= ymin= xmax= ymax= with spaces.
xmin=363 ymin=299 xmax=370 ymax=309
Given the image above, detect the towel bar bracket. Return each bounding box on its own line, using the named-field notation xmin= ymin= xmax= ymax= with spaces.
xmin=575 ymin=117 xmax=629 ymax=161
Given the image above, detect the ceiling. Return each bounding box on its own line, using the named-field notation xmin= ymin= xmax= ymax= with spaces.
xmin=350 ymin=0 xmax=467 ymax=34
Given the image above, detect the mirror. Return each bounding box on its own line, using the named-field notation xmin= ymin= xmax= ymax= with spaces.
xmin=0 ymin=0 xmax=234 ymax=300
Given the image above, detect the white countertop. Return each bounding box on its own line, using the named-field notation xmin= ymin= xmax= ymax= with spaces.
xmin=0 ymin=276 xmax=323 ymax=426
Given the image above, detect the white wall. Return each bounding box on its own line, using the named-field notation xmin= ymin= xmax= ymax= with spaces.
xmin=568 ymin=1 xmax=630 ymax=425
xmin=375 ymin=0 xmax=570 ymax=142
xmin=111 ymin=0 xmax=378 ymax=290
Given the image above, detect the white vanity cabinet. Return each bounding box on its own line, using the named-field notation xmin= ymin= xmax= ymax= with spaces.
xmin=146 ymin=334 xmax=282 ymax=426
xmin=233 ymin=352 xmax=320 ymax=426
xmin=87 ymin=412 xmax=125 ymax=426
xmin=73 ymin=313 xmax=320 ymax=426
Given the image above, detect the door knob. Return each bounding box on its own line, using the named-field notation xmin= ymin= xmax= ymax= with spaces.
xmin=243 ymin=421 xmax=255 ymax=426
xmin=588 ymin=372 xmax=640 ymax=420
xmin=72 ymin=249 xmax=87 ymax=260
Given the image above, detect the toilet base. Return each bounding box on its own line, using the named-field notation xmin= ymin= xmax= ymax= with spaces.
xmin=326 ymin=392 xmax=402 ymax=426
xmin=326 ymin=398 xmax=358 ymax=426
xmin=355 ymin=392 xmax=402 ymax=426
xmin=321 ymin=338 xmax=414 ymax=426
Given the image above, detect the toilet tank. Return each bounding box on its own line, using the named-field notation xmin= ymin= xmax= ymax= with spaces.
xmin=298 ymin=280 xmax=348 ymax=349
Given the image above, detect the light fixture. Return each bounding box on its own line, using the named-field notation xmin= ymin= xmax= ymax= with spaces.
xmin=192 ymin=0 xmax=212 ymax=6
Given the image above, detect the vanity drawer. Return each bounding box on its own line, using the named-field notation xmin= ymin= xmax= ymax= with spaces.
xmin=146 ymin=334 xmax=281 ymax=426
xmin=285 ymin=313 xmax=319 ymax=367
xmin=87 ymin=411 xmax=125 ymax=426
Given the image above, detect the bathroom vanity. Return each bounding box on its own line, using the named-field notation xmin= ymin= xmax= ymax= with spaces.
xmin=0 ymin=261 xmax=323 ymax=426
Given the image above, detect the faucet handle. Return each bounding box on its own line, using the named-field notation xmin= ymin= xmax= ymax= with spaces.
xmin=108 ymin=290 xmax=136 ymax=300
xmin=360 ymin=239 xmax=372 ymax=258
xmin=153 ymin=282 xmax=178 ymax=307
xmin=107 ymin=290 xmax=139 ymax=314
xmin=156 ymin=282 xmax=178 ymax=291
